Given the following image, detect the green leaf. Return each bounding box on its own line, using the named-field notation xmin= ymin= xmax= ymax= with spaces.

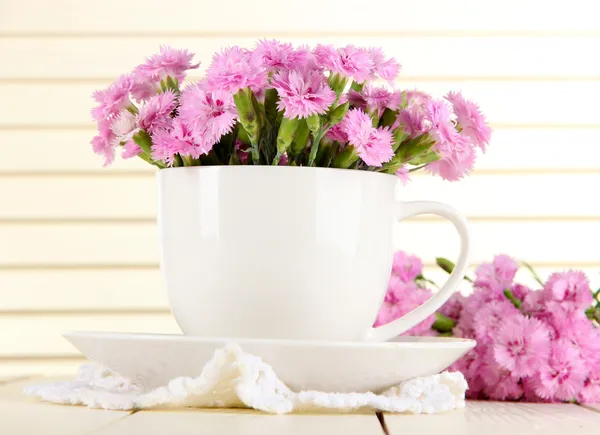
xmin=391 ymin=127 xmax=408 ymax=152
xmin=327 ymin=102 xmax=350 ymax=126
xmin=408 ymin=149 xmax=440 ymax=165
xmin=165 ymin=76 xmax=179 ymax=93
xmin=396 ymin=134 xmax=435 ymax=163
xmin=132 ymin=130 xmax=153 ymax=155
xmin=350 ymin=81 xmax=364 ymax=92
xmin=380 ymin=108 xmax=398 ymax=129
xmin=333 ymin=145 xmax=359 ymax=169
xmin=306 ymin=114 xmax=321 ymax=134
xmin=290 ymin=119 xmax=310 ymax=157
xmin=275 ymin=116 xmax=301 ymax=162
xmin=264 ymin=88 xmax=280 ymax=125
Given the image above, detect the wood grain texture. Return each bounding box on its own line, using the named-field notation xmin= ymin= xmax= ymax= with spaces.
xmin=0 ymin=377 xmax=129 ymax=435
xmin=0 ymin=359 xmax=84 ymax=377
xmin=384 ymin=401 xmax=600 ymax=434
xmin=0 ymin=0 xmax=593 ymax=33
xmin=2 ymin=221 xmax=599 ymax=267
xmin=2 ymin=81 xmax=598 ymax=126
xmin=2 ymin=36 xmax=599 ymax=79
xmin=90 ymin=409 xmax=383 ymax=435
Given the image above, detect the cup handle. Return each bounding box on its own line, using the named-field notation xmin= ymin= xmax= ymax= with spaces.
xmin=364 ymin=201 xmax=471 ymax=342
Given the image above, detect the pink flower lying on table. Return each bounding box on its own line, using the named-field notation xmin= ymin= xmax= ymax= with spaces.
xmin=376 ymin=251 xmax=600 ymax=403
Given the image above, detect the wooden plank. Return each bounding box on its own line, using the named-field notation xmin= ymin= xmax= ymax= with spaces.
xmin=0 ymin=314 xmax=180 ymax=356
xmin=584 ymin=404 xmax=600 ymax=412
xmin=1 ymin=173 xmax=598 ymax=219
xmin=1 ymin=221 xmax=600 ymax=267
xmin=0 ymin=0 xmax=594 ymax=34
xmin=3 ymin=36 xmax=600 ymax=79
xmin=91 ymin=409 xmax=383 ymax=435
xmin=0 ymin=268 xmax=167 ymax=311
xmin=0 ymin=377 xmax=130 ymax=435
xmin=3 ymin=128 xmax=599 ymax=173
xmin=3 ymin=265 xmax=598 ymax=313
xmin=1 ymin=81 xmax=599 ymax=127
xmin=384 ymin=401 xmax=600 ymax=434
xmin=0 ymin=359 xmax=84 ymax=378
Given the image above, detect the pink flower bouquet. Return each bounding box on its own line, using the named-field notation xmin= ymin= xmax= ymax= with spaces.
xmin=91 ymin=41 xmax=491 ymax=181
xmin=378 ymin=252 xmax=600 ymax=403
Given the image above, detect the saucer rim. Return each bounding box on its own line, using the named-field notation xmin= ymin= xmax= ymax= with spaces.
xmin=63 ymin=330 xmax=476 ymax=350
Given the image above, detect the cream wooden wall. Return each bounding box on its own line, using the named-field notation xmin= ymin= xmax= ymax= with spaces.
xmin=0 ymin=0 xmax=599 ymax=376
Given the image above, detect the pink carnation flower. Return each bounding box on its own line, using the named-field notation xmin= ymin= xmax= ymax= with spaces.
xmin=205 ymin=46 xmax=267 ymax=94
xmin=391 ymin=251 xmax=423 ymax=283
xmin=474 ymin=254 xmax=519 ymax=294
xmin=325 ymin=123 xmax=348 ymax=144
xmin=179 ymin=84 xmax=238 ymax=145
xmin=439 ymin=292 xmax=466 ymax=322
xmin=121 ymin=140 xmax=141 ymax=159
xmin=426 ymin=148 xmax=476 ymax=181
xmin=359 ymin=127 xmax=394 ymax=167
xmin=445 ymin=91 xmax=492 ymax=151
xmin=253 ymin=39 xmax=310 ymax=72
xmin=347 ymin=84 xmax=392 ymax=117
xmin=270 ymin=69 xmax=335 ymax=119
xmin=91 ymin=75 xmax=133 ymax=122
xmin=542 ymin=270 xmax=593 ymax=312
xmin=313 ymin=44 xmax=374 ymax=83
xmin=395 ymin=165 xmax=410 ymax=185
xmin=90 ymin=119 xmax=116 ymax=166
xmin=550 ymin=310 xmax=600 ymax=369
xmin=342 ymin=109 xmax=393 ymax=167
xmin=473 ymin=300 xmax=521 ymax=344
xmin=369 ymin=47 xmax=400 ymax=84
xmin=579 ymin=372 xmax=600 ymax=403
xmin=531 ymin=339 xmax=587 ymax=401
xmin=151 ymin=120 xmax=207 ymax=165
xmin=133 ymin=46 xmax=199 ymax=82
xmin=480 ymin=364 xmax=523 ymax=400
xmin=375 ymin=280 xmax=435 ymax=336
xmin=395 ymin=105 xmax=428 ymax=138
xmin=138 ymin=91 xmax=177 ymax=134
xmin=493 ymin=316 xmax=550 ymax=377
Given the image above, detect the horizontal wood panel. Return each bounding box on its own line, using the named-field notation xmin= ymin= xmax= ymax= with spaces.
xmin=2 ymin=82 xmax=599 ymax=127
xmin=1 ymin=267 xmax=597 ymax=312
xmin=3 ymin=36 xmax=600 ymax=79
xmin=0 ymin=314 xmax=180 ymax=355
xmin=0 ymin=269 xmax=167 ymax=311
xmin=1 ymin=221 xmax=599 ymax=266
xmin=0 ymin=0 xmax=593 ymax=34
xmin=1 ymin=174 xmax=596 ymax=219
xmin=0 ymin=359 xmax=84 ymax=377
xmin=2 ymin=128 xmax=599 ymax=173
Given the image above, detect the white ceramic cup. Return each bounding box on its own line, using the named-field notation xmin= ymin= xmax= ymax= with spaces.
xmin=158 ymin=166 xmax=470 ymax=342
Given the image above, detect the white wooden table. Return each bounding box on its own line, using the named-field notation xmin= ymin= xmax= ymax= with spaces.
xmin=1 ymin=377 xmax=599 ymax=434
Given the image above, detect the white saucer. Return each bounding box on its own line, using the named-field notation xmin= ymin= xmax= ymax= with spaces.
xmin=63 ymin=331 xmax=475 ymax=393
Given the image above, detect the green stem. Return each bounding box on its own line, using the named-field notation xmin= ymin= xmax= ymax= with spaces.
xmin=522 ymin=262 xmax=544 ymax=286
xmin=308 ymin=129 xmax=326 ymax=166
xmin=408 ymin=164 xmax=428 ymax=173
xmin=504 ymin=289 xmax=522 ymax=309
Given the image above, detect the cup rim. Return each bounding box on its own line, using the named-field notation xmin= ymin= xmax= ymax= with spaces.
xmin=156 ymin=164 xmax=398 ymax=182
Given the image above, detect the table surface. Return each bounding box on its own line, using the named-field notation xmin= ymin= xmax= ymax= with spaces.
xmin=1 ymin=376 xmax=599 ymax=435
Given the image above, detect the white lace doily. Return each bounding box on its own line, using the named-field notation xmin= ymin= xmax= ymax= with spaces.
xmin=25 ymin=344 xmax=467 ymax=414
